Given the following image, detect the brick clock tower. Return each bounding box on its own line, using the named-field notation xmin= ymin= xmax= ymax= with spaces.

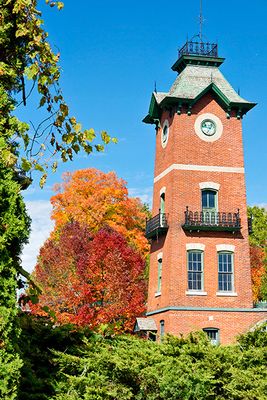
xmin=142 ymin=40 xmax=267 ymax=344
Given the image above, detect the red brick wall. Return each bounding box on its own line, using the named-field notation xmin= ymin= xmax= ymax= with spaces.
xmin=146 ymin=92 xmax=267 ymax=343
xmin=153 ymin=94 xmax=244 ymax=179
xmin=151 ymin=310 xmax=267 ymax=345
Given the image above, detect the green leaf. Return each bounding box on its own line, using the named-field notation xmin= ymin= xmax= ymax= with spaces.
xmin=72 ymin=144 xmax=80 ymax=153
xmin=1 ymin=150 xmax=17 ymax=167
xmin=70 ymin=116 xmax=77 ymax=124
xmin=52 ymin=161 xmax=58 ymax=172
xmin=57 ymin=1 xmax=64 ymax=10
xmin=101 ymin=131 xmax=111 ymax=144
xmin=84 ymin=128 xmax=96 ymax=141
xmin=65 ymin=122 xmax=71 ymax=132
xmin=34 ymin=164 xmax=45 ymax=172
xmin=54 ymin=94 xmax=63 ymax=103
xmin=74 ymin=123 xmax=82 ymax=133
xmin=22 ymin=133 xmax=30 ymax=149
xmin=112 ymin=137 xmax=118 ymax=144
xmin=25 ymin=63 xmax=39 ymax=80
xmin=39 ymin=96 xmax=46 ymax=107
xmin=84 ymin=144 xmax=93 ymax=154
xmin=95 ymin=144 xmax=105 ymax=152
xmin=60 ymin=103 xmax=69 ymax=116
xmin=39 ymin=173 xmax=47 ymax=188
xmin=21 ymin=157 xmax=32 ymax=172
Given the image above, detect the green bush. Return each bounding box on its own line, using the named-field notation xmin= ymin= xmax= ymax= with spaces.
xmin=18 ymin=315 xmax=267 ymax=400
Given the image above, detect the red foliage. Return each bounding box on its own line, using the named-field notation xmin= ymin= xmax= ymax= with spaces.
xmin=250 ymin=245 xmax=266 ymax=302
xmin=31 ymin=222 xmax=146 ymax=332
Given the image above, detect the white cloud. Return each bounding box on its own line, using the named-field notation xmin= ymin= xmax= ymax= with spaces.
xmin=128 ymin=187 xmax=153 ymax=206
xmin=254 ymin=203 xmax=267 ymax=211
xmin=21 ymin=200 xmax=54 ymax=273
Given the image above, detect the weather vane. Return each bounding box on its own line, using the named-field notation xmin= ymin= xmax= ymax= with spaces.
xmin=199 ymin=0 xmax=203 ymax=42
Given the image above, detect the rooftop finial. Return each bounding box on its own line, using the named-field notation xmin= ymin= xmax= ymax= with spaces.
xmin=199 ymin=0 xmax=203 ymax=42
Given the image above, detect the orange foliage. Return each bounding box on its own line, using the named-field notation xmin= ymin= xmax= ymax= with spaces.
xmin=250 ymin=245 xmax=266 ymax=302
xmin=50 ymin=168 xmax=149 ymax=256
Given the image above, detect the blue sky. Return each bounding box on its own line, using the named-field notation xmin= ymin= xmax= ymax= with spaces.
xmin=21 ymin=0 xmax=267 ymax=271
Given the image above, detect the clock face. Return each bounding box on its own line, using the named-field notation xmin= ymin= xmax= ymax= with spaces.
xmin=201 ymin=119 xmax=216 ymax=136
xmin=194 ymin=113 xmax=223 ymax=142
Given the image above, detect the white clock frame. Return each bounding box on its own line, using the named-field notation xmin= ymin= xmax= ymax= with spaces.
xmin=194 ymin=113 xmax=223 ymax=142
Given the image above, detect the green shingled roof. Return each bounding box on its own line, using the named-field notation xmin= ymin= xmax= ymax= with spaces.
xmin=168 ymin=65 xmax=251 ymax=103
xmin=143 ymin=64 xmax=256 ymax=124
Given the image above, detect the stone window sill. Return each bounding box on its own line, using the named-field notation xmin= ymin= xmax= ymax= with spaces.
xmin=186 ymin=291 xmax=207 ymax=296
xmin=155 ymin=291 xmax=161 ymax=297
xmin=216 ymin=291 xmax=237 ymax=297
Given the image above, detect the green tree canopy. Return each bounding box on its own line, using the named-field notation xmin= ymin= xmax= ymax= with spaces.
xmin=0 ymin=163 xmax=30 ymax=399
xmin=18 ymin=315 xmax=267 ymax=400
xmin=0 ymin=1 xmax=115 ymax=398
xmin=0 ymin=0 xmax=116 ymax=186
xmin=248 ymin=206 xmax=267 ymax=249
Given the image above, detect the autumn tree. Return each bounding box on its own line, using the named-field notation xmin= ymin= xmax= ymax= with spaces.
xmin=248 ymin=206 xmax=267 ymax=302
xmin=250 ymin=246 xmax=266 ymax=302
xmin=31 ymin=222 xmax=146 ymax=332
xmin=50 ymin=168 xmax=149 ymax=256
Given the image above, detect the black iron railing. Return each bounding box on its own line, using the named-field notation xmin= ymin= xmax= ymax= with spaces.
xmin=183 ymin=207 xmax=241 ymax=232
xmin=146 ymin=212 xmax=168 ymax=239
xmin=179 ymin=41 xmax=218 ymax=58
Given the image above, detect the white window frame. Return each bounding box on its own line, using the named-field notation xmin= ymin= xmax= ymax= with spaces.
xmin=201 ymin=188 xmax=218 ymax=213
xmin=216 ymin=250 xmax=236 ymax=295
xmin=186 ymin=249 xmax=205 ymax=294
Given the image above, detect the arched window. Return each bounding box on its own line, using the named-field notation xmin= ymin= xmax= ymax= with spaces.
xmin=159 ymin=189 xmax=166 ymax=227
xmin=160 ymin=192 xmax=165 ymax=214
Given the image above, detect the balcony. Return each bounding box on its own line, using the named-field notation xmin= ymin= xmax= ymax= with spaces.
xmin=178 ymin=41 xmax=218 ymax=58
xmin=182 ymin=207 xmax=241 ymax=233
xmin=146 ymin=212 xmax=168 ymax=240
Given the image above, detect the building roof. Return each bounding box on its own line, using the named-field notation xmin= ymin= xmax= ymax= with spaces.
xmin=134 ymin=317 xmax=157 ymax=332
xmin=143 ymin=63 xmax=256 ymax=124
xmin=168 ymin=65 xmax=250 ymax=104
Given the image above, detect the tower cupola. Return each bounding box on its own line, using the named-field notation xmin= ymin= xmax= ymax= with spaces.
xmin=143 ymin=39 xmax=256 ymax=125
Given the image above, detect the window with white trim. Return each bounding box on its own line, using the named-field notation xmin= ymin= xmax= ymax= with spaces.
xmin=202 ymin=189 xmax=217 ymax=213
xmin=187 ymin=250 xmax=203 ymax=291
xmin=160 ymin=192 xmax=165 ymax=214
xmin=218 ymin=252 xmax=234 ymax=292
